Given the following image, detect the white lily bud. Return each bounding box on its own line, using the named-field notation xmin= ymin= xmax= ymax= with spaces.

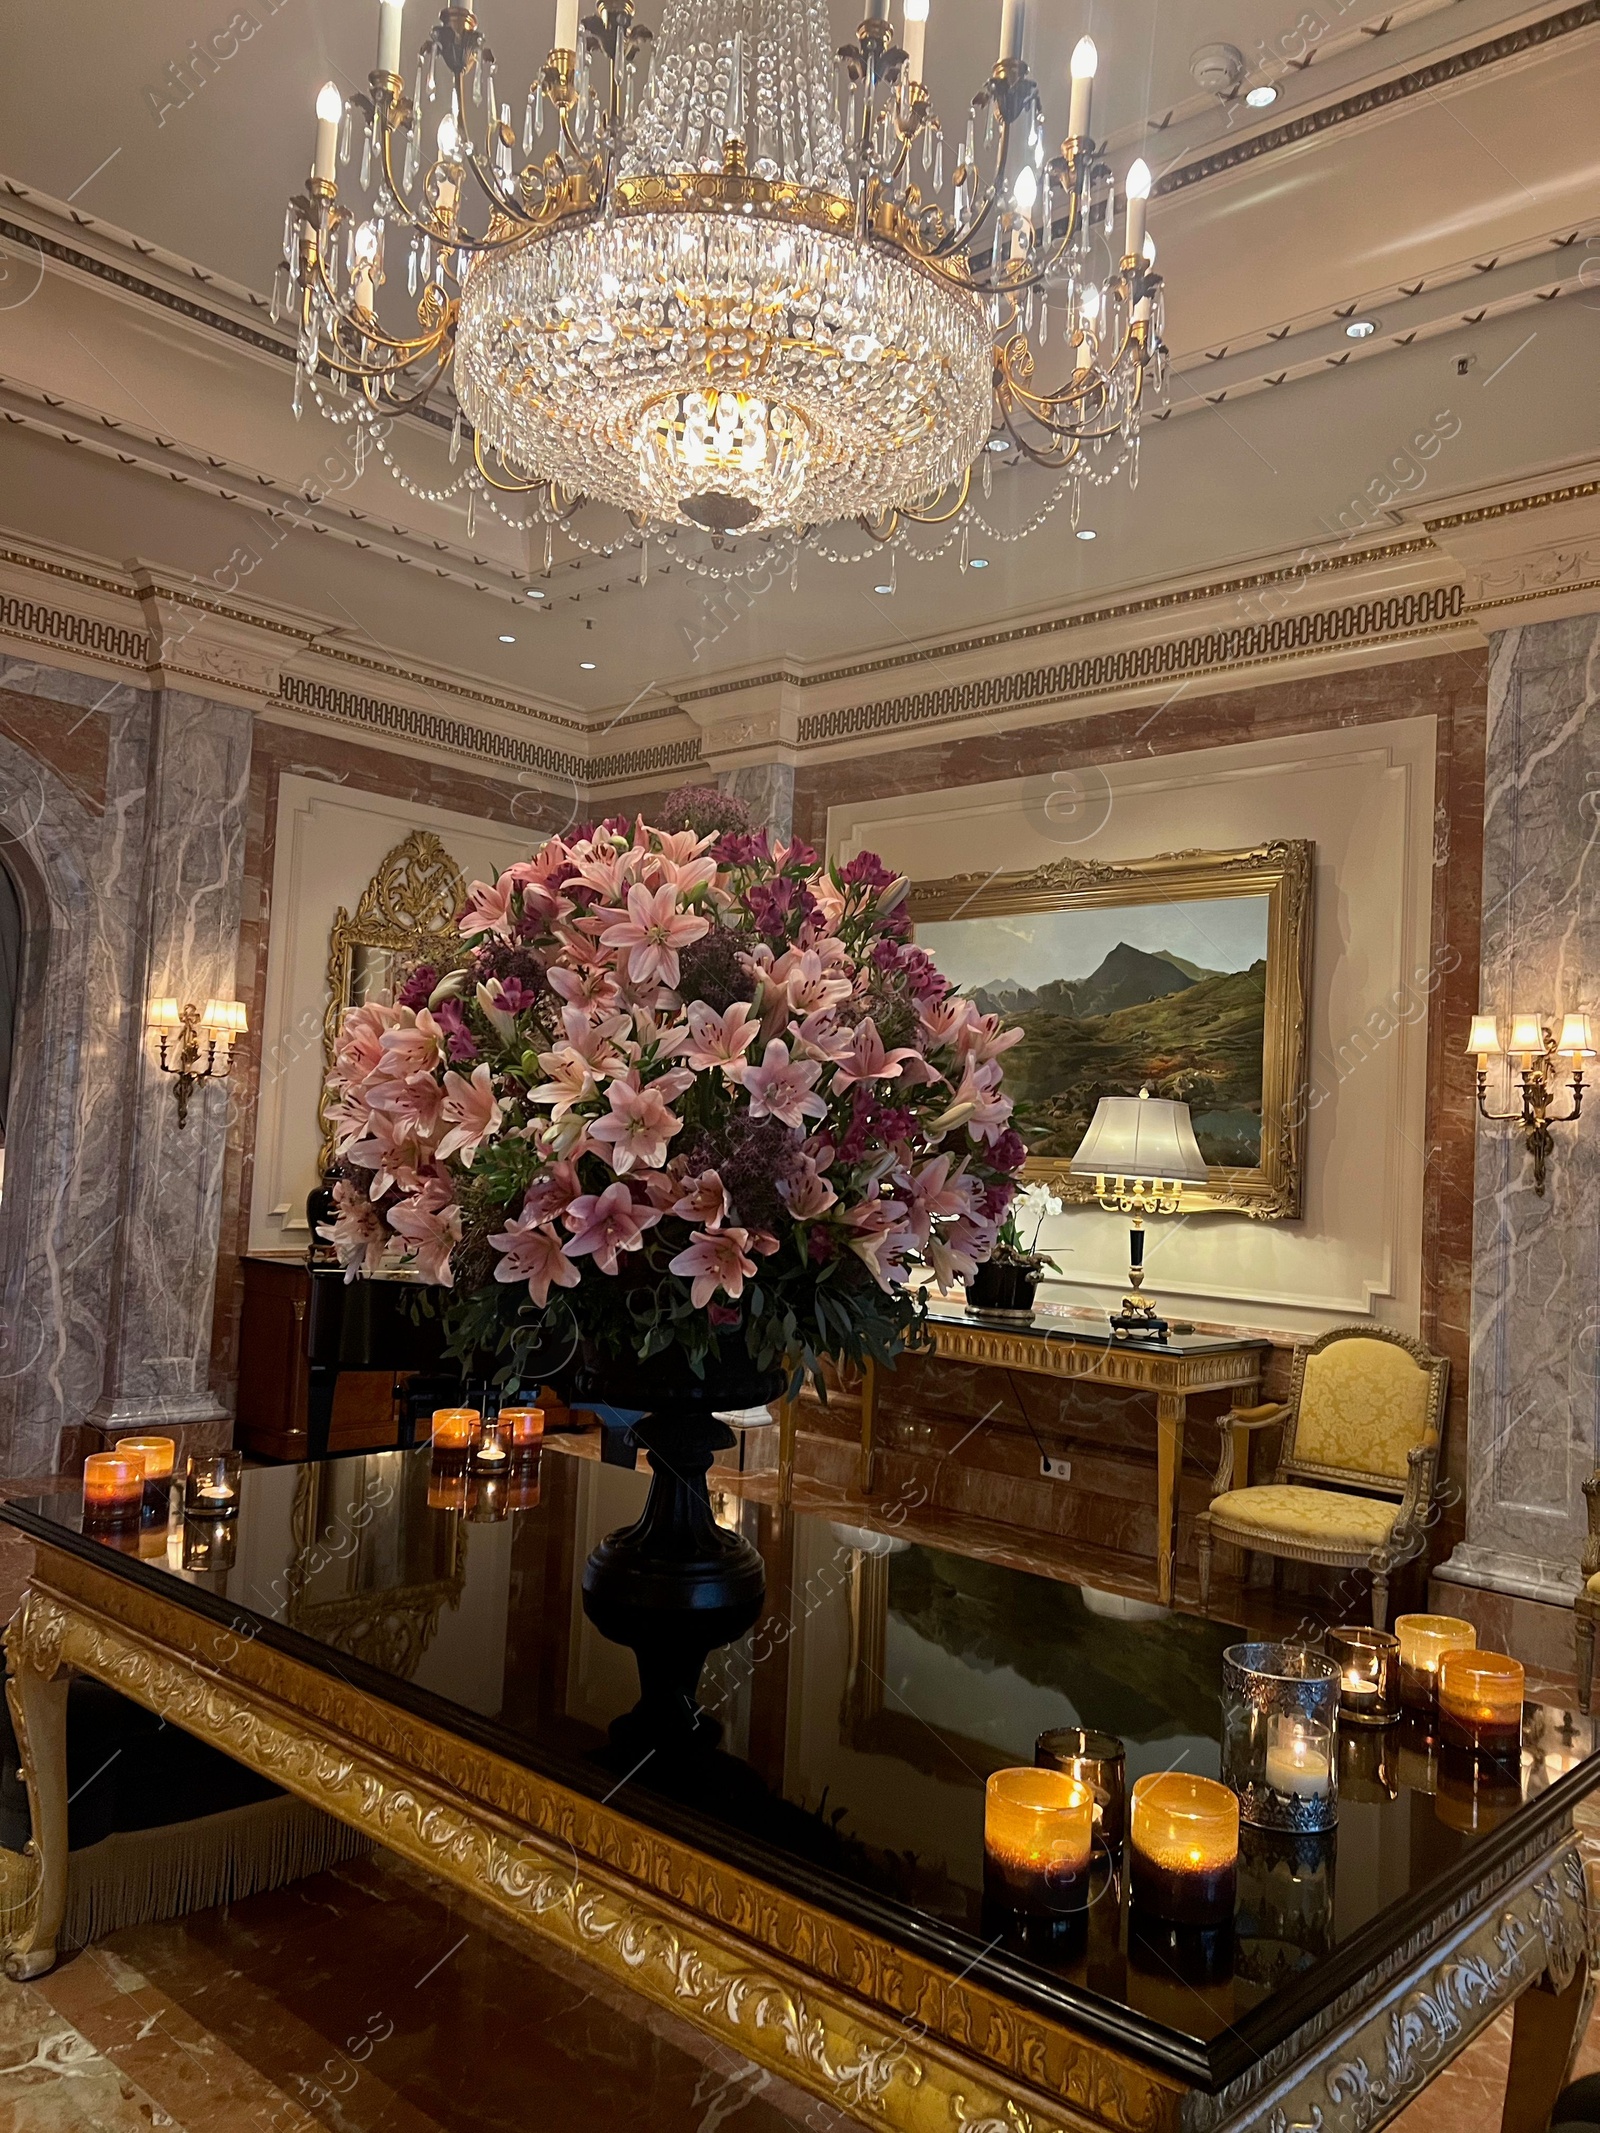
xmin=877 ymin=875 xmax=912 ymax=917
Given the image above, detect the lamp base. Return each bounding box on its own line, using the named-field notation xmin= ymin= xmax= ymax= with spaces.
xmin=1109 ymin=1296 xmax=1170 ymax=1344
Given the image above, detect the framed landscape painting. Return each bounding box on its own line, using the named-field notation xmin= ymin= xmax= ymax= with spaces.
xmin=912 ymin=841 xmax=1314 ymax=1217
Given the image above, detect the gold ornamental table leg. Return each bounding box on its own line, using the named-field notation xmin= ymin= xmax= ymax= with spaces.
xmin=777 ymin=1397 xmax=796 ymax=1507
xmin=1502 ymin=1961 xmax=1593 ymax=2133
xmin=858 ymin=1359 xmax=878 ymax=1498
xmin=1156 ymin=1391 xmax=1185 ymax=1608
xmin=3 ymin=1593 xmax=71 ymax=1979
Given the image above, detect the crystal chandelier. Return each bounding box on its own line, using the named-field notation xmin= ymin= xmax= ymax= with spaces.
xmin=280 ymin=0 xmax=1167 ymax=577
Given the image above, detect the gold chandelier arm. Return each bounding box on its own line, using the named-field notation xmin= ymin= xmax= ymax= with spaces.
xmin=894 ymin=465 xmax=974 ymax=528
xmin=472 ymin=430 xmax=553 ymax=497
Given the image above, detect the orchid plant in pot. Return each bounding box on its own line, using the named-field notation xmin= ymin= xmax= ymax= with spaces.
xmin=321 ymin=814 xmax=1026 ymax=1635
xmin=964 ymin=1184 xmax=1063 ymax=1317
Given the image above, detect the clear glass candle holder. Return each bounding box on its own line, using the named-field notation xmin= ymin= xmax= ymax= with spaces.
xmin=1395 ymin=1613 xmax=1476 ymax=1710
xmin=1129 ymin=1772 xmax=1239 ymax=1927
xmin=470 ymin=1419 xmax=510 ymax=1474
xmin=83 ymin=1452 xmax=144 ymax=1530
xmin=1035 ymin=1727 xmax=1127 ymax=1854
xmin=1327 ymin=1626 xmax=1400 ymax=1727
xmin=1438 ymin=1649 xmax=1524 ymax=1755
xmin=430 ymin=1407 xmax=480 ymax=1452
xmin=508 ymin=1453 xmax=543 ymax=1513
xmin=984 ymin=1767 xmax=1096 ymax=1915
xmin=184 ymin=1450 xmax=243 ymax=1519
xmin=1222 ymin=1643 xmax=1339 ymax=1833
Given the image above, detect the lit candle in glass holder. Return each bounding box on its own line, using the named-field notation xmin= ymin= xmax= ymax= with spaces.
xmin=1035 ymin=1727 xmax=1127 ymax=1853
xmin=184 ymin=1450 xmax=243 ymax=1518
xmin=1263 ymin=1716 xmax=1334 ymax=1801
xmin=1222 ymin=1642 xmax=1339 ymax=1833
xmin=1327 ymin=1626 xmax=1400 ymax=1726
xmin=470 ymin=1419 xmax=509 ymax=1473
xmin=1438 ymin=1649 xmax=1524 ymax=1755
xmin=1395 ymin=1614 xmax=1476 ymax=1709
xmin=117 ymin=1436 xmax=178 ymax=1524
xmin=500 ymin=1406 xmax=546 ymax=1449
xmin=1129 ymin=1772 xmax=1238 ymax=1927
xmin=83 ymin=1452 xmax=144 ymax=1529
xmin=984 ymin=1767 xmax=1096 ymax=1915
xmin=430 ymin=1407 xmax=479 ymax=1453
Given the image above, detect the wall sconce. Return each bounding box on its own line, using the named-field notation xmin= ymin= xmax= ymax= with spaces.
xmin=1466 ymin=1009 xmax=1591 ymax=1195
xmin=148 ymin=998 xmax=248 ymax=1127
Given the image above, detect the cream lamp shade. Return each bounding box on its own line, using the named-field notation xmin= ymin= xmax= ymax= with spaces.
xmin=1506 ymin=1013 xmax=1546 ymax=1058
xmin=1069 ymin=1092 xmax=1210 ymax=1187
xmin=1557 ymin=1012 xmax=1595 ymax=1060
xmin=201 ymin=1000 xmax=249 ymax=1037
xmin=146 ymin=997 xmax=182 ymax=1030
xmin=1464 ymin=1014 xmax=1502 ymax=1059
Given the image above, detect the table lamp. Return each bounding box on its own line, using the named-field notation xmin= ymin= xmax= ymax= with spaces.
xmin=1069 ymin=1088 xmax=1210 ymax=1342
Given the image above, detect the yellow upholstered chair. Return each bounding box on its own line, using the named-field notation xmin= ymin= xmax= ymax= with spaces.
xmin=1575 ymin=1471 xmax=1600 ymax=1713
xmin=1196 ymin=1326 xmax=1449 ymax=1630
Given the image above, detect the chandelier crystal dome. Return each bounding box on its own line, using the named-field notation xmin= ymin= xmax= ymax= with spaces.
xmin=280 ymin=0 xmax=1169 ymax=578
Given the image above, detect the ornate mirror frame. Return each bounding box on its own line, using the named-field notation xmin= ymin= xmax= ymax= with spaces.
xmin=318 ymin=831 xmax=468 ymax=1175
xmin=911 ymin=841 xmax=1314 ymax=1219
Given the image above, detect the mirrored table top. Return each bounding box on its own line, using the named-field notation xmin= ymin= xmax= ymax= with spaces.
xmin=6 ymin=1443 xmax=1594 ymax=2086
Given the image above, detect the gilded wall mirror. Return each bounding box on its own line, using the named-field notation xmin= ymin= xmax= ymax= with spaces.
xmin=318 ymin=830 xmax=467 ymax=1174
xmin=912 ymin=841 xmax=1314 ymax=1218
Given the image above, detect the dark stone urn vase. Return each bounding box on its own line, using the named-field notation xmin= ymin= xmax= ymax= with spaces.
xmin=577 ymin=1348 xmax=784 ymax=1755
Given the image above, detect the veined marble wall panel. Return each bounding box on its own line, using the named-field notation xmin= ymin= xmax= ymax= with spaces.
xmin=0 ymin=659 xmax=150 ymax=1473
xmin=1441 ymin=612 xmax=1600 ymax=1604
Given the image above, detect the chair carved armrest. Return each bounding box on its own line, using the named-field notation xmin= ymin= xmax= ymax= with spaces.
xmin=1582 ymin=1470 xmax=1600 ymax=1579
xmin=1391 ymin=1436 xmax=1442 ymax=1551
xmin=1212 ymin=1401 xmax=1292 ymax=1495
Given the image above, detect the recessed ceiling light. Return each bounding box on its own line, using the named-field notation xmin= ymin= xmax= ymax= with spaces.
xmin=874 ymin=584 xmax=895 ymax=595
xmin=526 ymin=588 xmax=546 ymax=599
xmin=1076 ymin=528 xmax=1097 ymax=541
xmin=1345 ymin=318 xmax=1378 ymax=339
xmin=580 ymin=660 xmax=597 ymax=670
xmin=499 ymin=632 xmax=516 ymax=642
xmin=969 ymin=557 xmax=989 ymax=568
xmin=1244 ymin=83 xmax=1278 ymax=108
xmin=986 ymin=438 xmax=1009 ymax=454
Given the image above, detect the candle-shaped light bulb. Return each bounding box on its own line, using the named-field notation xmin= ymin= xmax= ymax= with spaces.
xmin=314 ymin=82 xmax=344 ymax=183
xmin=554 ymin=0 xmax=580 ymax=51
xmin=864 ymin=0 xmax=892 ymax=19
xmin=1068 ymin=35 xmax=1097 ymax=138
xmin=1124 ymin=157 xmax=1152 ymax=263
xmin=998 ymin=0 xmax=1027 ymax=64
xmin=353 ymin=219 xmax=380 ymax=309
xmin=903 ymin=0 xmax=929 ymax=83
xmin=377 ymin=0 xmax=405 ymax=76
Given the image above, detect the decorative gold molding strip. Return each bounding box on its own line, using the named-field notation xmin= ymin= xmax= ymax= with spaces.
xmin=1154 ymin=4 xmax=1600 ymax=201
xmin=796 ymin=585 xmax=1468 ymax=748
xmin=675 ymin=542 xmax=1438 ymax=706
xmin=276 ymin=674 xmax=705 ymax=789
xmin=1426 ymin=478 xmax=1600 ymax=532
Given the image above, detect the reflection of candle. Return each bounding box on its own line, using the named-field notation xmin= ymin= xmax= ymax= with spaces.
xmin=431 ymin=1408 xmax=479 ymax=1451
xmin=984 ymin=1768 xmax=1094 ymax=1914
xmin=1438 ymin=1649 xmax=1524 ymax=1754
xmin=1264 ymin=1718 xmax=1333 ymax=1800
xmin=83 ymin=1453 xmax=144 ymax=1529
xmin=1129 ymin=1773 xmax=1237 ymax=1926
xmin=428 ymin=1465 xmax=469 ymax=1514
xmin=508 ymin=1454 xmax=542 ymax=1513
xmin=1396 ymin=1614 xmax=1476 ymax=1708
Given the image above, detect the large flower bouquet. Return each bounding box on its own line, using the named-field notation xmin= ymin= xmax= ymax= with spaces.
xmin=322 ymin=815 xmax=1026 ymax=1395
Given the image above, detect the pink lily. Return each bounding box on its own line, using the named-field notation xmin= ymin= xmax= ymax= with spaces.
xmin=520 ymin=1160 xmax=583 ymax=1225
xmin=734 ymin=1039 xmax=827 ymax=1128
xmin=490 ymin=1212 xmax=583 ymax=1307
xmin=599 ymin=882 xmax=710 ymax=990
xmin=672 ymin=1170 xmax=729 ymax=1229
xmin=530 ymin=1049 xmax=595 ymax=1119
xmin=682 ymin=1001 xmax=761 ymax=1073
xmin=435 ymin=1063 xmax=505 ymax=1167
xmin=587 ymin=1073 xmax=684 ymax=1174
xmin=320 ymin=1180 xmax=394 ymax=1282
xmin=840 ymin=1198 xmax=912 ymax=1290
xmin=548 ymin=964 xmax=623 ymax=1014
xmin=458 ymin=875 xmax=516 ymax=942
xmin=958 ymin=1012 xmax=1027 ymax=1066
xmin=778 ymin=1160 xmax=837 ymax=1220
xmin=769 ymin=948 xmax=853 ymax=1019
xmin=334 ymin=1001 xmax=400 ymax=1084
xmin=387 ymin=1180 xmax=462 ymax=1287
xmin=669 ymin=1226 xmax=758 ymax=1309
xmin=563 ymin=1182 xmax=662 ymax=1275
xmin=830 ymin=1017 xmax=920 ymax=1092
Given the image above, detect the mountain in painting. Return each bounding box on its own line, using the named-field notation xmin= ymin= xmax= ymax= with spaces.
xmin=969 ymin=942 xmax=1208 ymax=1020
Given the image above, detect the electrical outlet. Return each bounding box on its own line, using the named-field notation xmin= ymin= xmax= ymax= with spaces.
xmin=1040 ymin=1455 xmax=1072 ymax=1481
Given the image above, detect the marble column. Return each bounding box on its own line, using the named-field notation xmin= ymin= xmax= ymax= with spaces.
xmin=1438 ymin=612 xmax=1600 ymax=1604
xmin=86 ymin=688 xmax=253 ymax=1435
xmin=718 ymin=762 xmax=795 ymax=844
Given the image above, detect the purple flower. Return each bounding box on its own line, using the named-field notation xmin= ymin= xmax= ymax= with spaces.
xmin=898 ymin=947 xmax=949 ymax=1002
xmin=398 ymin=964 xmax=439 ymax=1011
xmin=747 ymin=876 xmax=817 ymax=942
xmin=990 ymin=1128 xmax=1027 ymax=1176
xmin=713 ymin=830 xmax=771 ymax=868
xmin=434 ymin=998 xmax=479 ymax=1064
xmin=840 ymin=852 xmax=896 ymax=892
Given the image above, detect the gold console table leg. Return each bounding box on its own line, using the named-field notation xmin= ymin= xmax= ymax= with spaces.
xmin=3 ymin=1594 xmax=70 ymax=1979
xmin=858 ymin=1360 xmax=878 ymax=1499
xmin=1156 ymin=1392 xmax=1185 ymax=1608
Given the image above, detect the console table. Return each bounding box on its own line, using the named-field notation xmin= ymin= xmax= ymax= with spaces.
xmin=854 ymin=1301 xmax=1272 ymax=1605
xmin=3 ymin=1449 xmax=1594 ymax=2133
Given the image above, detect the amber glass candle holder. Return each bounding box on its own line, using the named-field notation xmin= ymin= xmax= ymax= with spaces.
xmin=430 ymin=1407 xmax=480 ymax=1452
xmin=1035 ymin=1728 xmax=1127 ymax=1854
xmin=1438 ymin=1649 xmax=1524 ymax=1756
xmin=984 ymin=1768 xmax=1096 ymax=1915
xmin=184 ymin=1450 xmax=243 ymax=1519
xmin=83 ymin=1452 xmax=144 ymax=1530
xmin=1327 ymin=1626 xmax=1400 ymax=1727
xmin=1395 ymin=1613 xmax=1476 ymax=1710
xmin=1130 ymin=1772 xmax=1239 ymax=1927
xmin=118 ymin=1436 xmax=178 ymax=1524
xmin=500 ymin=1406 xmax=546 ymax=1449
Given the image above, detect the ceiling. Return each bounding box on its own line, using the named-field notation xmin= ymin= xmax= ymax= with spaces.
xmin=0 ymin=0 xmax=1596 ymax=737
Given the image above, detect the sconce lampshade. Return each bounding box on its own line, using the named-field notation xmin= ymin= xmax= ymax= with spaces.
xmin=1069 ymin=1092 xmax=1210 ymax=1187
xmin=1506 ymin=1013 xmax=1546 ymax=1058
xmin=201 ymin=999 xmax=249 ymax=1036
xmin=1464 ymin=1014 xmax=1502 ymax=1058
xmin=147 ymin=997 xmax=182 ymax=1030
xmin=1557 ymin=1012 xmax=1596 ymax=1060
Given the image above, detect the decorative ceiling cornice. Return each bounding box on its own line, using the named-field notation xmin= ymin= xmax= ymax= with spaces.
xmin=1155 ymin=3 xmax=1600 ymax=198
xmin=1425 ymin=478 xmax=1600 ymax=531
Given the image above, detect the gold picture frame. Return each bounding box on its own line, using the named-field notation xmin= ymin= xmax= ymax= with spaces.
xmin=318 ymin=831 xmax=468 ymax=1176
xmin=911 ymin=840 xmax=1313 ymax=1219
